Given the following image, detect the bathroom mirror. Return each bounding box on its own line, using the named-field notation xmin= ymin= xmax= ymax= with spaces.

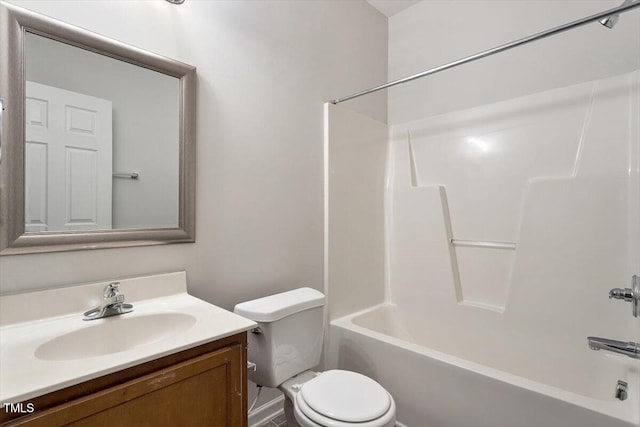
xmin=0 ymin=2 xmax=196 ymax=254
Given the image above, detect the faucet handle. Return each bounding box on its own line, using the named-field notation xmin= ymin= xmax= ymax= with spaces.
xmin=609 ymin=275 xmax=639 ymax=318
xmin=103 ymin=281 xmax=121 ymax=298
xmin=609 ymin=288 xmax=633 ymax=301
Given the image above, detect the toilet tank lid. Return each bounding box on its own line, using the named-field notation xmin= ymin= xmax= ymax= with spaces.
xmin=233 ymin=287 xmax=325 ymax=322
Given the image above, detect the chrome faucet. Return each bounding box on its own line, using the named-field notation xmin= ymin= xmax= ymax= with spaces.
xmin=587 ymin=337 xmax=640 ymax=359
xmin=83 ymin=282 xmax=133 ymax=321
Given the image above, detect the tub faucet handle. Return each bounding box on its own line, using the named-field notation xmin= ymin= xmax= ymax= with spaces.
xmin=608 ymin=275 xmax=639 ymax=318
xmin=609 ymin=288 xmax=633 ymax=301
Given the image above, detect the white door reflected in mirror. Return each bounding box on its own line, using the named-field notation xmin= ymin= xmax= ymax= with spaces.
xmin=25 ymin=81 xmax=113 ymax=232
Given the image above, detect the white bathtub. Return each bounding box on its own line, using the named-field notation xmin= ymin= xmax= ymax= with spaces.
xmin=329 ymin=304 xmax=639 ymax=427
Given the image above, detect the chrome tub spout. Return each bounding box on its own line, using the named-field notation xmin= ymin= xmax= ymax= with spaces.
xmin=587 ymin=337 xmax=640 ymax=359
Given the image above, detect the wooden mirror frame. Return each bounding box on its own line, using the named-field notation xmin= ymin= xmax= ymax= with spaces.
xmin=0 ymin=2 xmax=196 ymax=255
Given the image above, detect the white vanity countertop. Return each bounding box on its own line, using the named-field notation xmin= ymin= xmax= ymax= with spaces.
xmin=0 ymin=271 xmax=256 ymax=403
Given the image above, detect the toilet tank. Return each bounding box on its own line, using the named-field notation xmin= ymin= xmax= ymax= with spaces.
xmin=234 ymin=288 xmax=325 ymax=388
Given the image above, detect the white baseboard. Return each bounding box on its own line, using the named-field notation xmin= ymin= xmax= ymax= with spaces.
xmin=248 ymin=395 xmax=284 ymax=427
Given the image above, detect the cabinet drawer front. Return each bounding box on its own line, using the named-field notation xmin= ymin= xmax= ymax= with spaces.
xmin=7 ymin=344 xmax=243 ymax=427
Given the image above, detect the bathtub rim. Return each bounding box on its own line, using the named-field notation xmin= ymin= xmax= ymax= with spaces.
xmin=329 ymin=303 xmax=639 ymax=426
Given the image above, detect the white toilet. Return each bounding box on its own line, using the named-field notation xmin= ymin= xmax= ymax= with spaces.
xmin=234 ymin=288 xmax=396 ymax=427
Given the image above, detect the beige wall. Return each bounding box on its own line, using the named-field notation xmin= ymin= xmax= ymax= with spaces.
xmin=1 ymin=0 xmax=387 ymax=302
xmin=0 ymin=0 xmax=387 ymax=410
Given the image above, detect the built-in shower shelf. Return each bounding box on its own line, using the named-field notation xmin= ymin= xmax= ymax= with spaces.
xmin=450 ymin=239 xmax=515 ymax=311
xmin=450 ymin=239 xmax=516 ymax=250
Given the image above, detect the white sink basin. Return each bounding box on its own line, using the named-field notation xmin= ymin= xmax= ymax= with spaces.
xmin=0 ymin=271 xmax=256 ymax=404
xmin=34 ymin=313 xmax=197 ymax=361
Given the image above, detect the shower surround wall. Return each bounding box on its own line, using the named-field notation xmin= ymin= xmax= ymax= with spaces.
xmin=324 ymin=104 xmax=387 ymax=322
xmin=389 ymin=71 xmax=640 ymax=319
xmin=387 ymin=68 xmax=640 ymax=389
xmin=327 ymin=3 xmax=640 ymax=424
xmin=326 ymin=1 xmax=640 ymax=427
xmin=328 ymin=70 xmax=640 ymax=427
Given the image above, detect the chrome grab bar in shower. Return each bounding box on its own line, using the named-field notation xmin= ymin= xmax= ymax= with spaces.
xmin=450 ymin=239 xmax=516 ymax=250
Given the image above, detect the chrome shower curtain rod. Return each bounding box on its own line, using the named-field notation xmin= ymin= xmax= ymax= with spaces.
xmin=330 ymin=1 xmax=640 ymax=105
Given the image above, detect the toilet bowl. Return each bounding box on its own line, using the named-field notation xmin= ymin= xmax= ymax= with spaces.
xmin=233 ymin=288 xmax=396 ymax=427
xmin=279 ymin=370 xmax=396 ymax=427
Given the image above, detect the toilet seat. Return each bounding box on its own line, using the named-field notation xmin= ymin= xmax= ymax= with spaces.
xmin=293 ymin=370 xmax=396 ymax=427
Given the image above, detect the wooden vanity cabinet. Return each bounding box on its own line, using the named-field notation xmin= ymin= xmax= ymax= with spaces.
xmin=1 ymin=333 xmax=248 ymax=427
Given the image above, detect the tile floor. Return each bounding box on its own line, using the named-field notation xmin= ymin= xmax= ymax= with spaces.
xmin=260 ymin=413 xmax=287 ymax=427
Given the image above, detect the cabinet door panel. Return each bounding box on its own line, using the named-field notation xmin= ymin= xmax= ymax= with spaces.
xmin=9 ymin=344 xmax=242 ymax=427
